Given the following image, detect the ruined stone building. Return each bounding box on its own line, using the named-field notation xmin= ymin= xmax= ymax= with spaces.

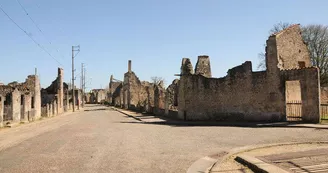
xmin=178 ymin=24 xmax=320 ymax=123
xmin=108 ymin=75 xmax=122 ymax=106
xmin=41 ymin=68 xmax=67 ymax=114
xmin=119 ymin=60 xmax=158 ymax=112
xmin=0 ymin=75 xmax=41 ymax=127
xmin=0 ymin=67 xmax=86 ymax=127
xmin=87 ymin=89 xmax=107 ymax=104
xmin=108 ymin=24 xmax=322 ymax=123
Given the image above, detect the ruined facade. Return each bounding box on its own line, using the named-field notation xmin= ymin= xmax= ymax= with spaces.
xmin=108 ymin=75 xmax=123 ymax=106
xmin=108 ymin=24 xmax=322 ymax=123
xmin=87 ymin=89 xmax=108 ymax=104
xmin=0 ymin=74 xmax=41 ymax=126
xmin=178 ymin=24 xmax=320 ymax=123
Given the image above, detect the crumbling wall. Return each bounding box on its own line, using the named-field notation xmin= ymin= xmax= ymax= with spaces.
xmin=154 ymin=84 xmax=165 ymax=115
xmin=195 ymin=56 xmax=212 ymax=78
xmin=122 ymin=71 xmax=156 ymax=112
xmin=111 ymin=82 xmax=122 ymax=106
xmin=177 ymin=24 xmax=320 ymax=123
xmin=25 ymin=75 xmax=41 ymax=120
xmin=281 ymin=67 xmax=320 ymax=123
xmin=178 ymin=59 xmax=285 ymax=121
xmin=0 ymin=95 xmax=4 ymax=127
xmin=166 ymin=79 xmax=179 ymax=110
xmin=11 ymin=88 xmax=21 ymax=122
xmin=21 ymin=94 xmax=31 ymax=122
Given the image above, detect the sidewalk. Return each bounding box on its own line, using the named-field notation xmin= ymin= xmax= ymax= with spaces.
xmin=112 ymin=107 xmax=328 ymax=129
xmin=209 ymin=142 xmax=328 ymax=173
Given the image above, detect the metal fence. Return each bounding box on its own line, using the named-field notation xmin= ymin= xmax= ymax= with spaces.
xmin=286 ymin=100 xmax=302 ymax=121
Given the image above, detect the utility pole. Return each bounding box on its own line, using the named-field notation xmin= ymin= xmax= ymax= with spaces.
xmin=81 ymin=63 xmax=85 ymax=108
xmin=72 ymin=45 xmax=80 ymax=112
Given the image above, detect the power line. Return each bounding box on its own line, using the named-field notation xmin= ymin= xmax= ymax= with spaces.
xmin=0 ymin=4 xmax=63 ymax=67
xmin=15 ymin=0 xmax=67 ymax=60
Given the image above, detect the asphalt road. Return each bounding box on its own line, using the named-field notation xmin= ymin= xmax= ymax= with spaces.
xmin=1 ymin=105 xmax=328 ymax=173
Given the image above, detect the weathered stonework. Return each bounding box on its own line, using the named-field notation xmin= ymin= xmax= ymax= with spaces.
xmin=91 ymin=89 xmax=107 ymax=103
xmin=11 ymin=88 xmax=21 ymax=123
xmin=177 ymin=24 xmax=321 ymax=123
xmin=122 ymin=71 xmax=156 ymax=112
xmin=165 ymin=79 xmax=179 ymax=111
xmin=58 ymin=68 xmax=64 ymax=114
xmin=0 ymin=95 xmax=4 ymax=127
xmin=21 ymin=94 xmax=31 ymax=122
xmin=107 ymin=24 xmax=321 ymax=123
xmin=195 ymin=55 xmax=212 ymax=78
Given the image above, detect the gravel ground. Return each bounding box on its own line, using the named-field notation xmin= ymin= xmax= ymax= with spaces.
xmin=1 ymin=105 xmax=328 ymax=173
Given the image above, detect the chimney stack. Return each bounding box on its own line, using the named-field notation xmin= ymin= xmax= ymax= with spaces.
xmin=128 ymin=60 xmax=132 ymax=73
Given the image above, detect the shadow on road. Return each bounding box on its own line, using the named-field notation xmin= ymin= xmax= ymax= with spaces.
xmin=84 ymin=108 xmax=111 ymax=112
xmin=119 ymin=119 xmax=327 ymax=129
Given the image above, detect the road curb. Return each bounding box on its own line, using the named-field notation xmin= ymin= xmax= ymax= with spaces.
xmin=235 ymin=154 xmax=289 ymax=173
xmin=112 ymin=107 xmax=143 ymax=121
xmin=187 ymin=156 xmax=218 ymax=173
xmin=208 ymin=141 xmax=328 ymax=173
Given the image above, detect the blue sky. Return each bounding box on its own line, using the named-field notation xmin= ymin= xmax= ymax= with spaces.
xmin=1 ymin=0 xmax=328 ymax=90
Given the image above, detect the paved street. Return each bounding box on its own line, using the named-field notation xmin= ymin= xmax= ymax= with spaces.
xmin=1 ymin=105 xmax=328 ymax=173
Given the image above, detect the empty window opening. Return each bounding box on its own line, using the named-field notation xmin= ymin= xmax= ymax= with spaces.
xmin=298 ymin=61 xmax=305 ymax=68
xmin=31 ymin=96 xmax=35 ymax=108
xmin=21 ymin=95 xmax=24 ymax=105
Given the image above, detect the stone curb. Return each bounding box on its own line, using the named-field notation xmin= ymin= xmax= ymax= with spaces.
xmin=207 ymin=141 xmax=328 ymax=173
xmin=187 ymin=156 xmax=218 ymax=173
xmin=111 ymin=107 xmax=143 ymax=122
xmin=235 ymin=154 xmax=289 ymax=173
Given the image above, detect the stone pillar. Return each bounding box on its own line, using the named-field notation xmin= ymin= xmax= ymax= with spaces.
xmin=0 ymin=95 xmax=4 ymax=127
xmin=12 ymin=88 xmax=21 ymax=123
xmin=56 ymin=99 xmax=59 ymax=115
xmin=128 ymin=60 xmax=132 ymax=73
xmin=54 ymin=100 xmax=57 ymax=116
xmin=52 ymin=101 xmax=55 ymax=116
xmin=22 ymin=94 xmax=31 ymax=122
xmin=195 ymin=55 xmax=212 ymax=78
xmin=300 ymin=69 xmax=321 ymax=123
xmin=33 ymin=76 xmax=41 ymax=120
xmin=49 ymin=103 xmax=53 ymax=117
xmin=58 ymin=68 xmax=64 ymax=114
xmin=46 ymin=104 xmax=50 ymax=117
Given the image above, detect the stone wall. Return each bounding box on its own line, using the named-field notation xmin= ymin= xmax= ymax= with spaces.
xmin=0 ymin=95 xmax=4 ymax=127
xmin=177 ymin=24 xmax=320 ymax=123
xmin=195 ymin=55 xmax=212 ymax=78
xmin=165 ymin=79 xmax=179 ymax=111
xmin=122 ymin=69 xmax=156 ymax=112
xmin=11 ymin=88 xmax=21 ymax=122
xmin=154 ymin=84 xmax=165 ymax=115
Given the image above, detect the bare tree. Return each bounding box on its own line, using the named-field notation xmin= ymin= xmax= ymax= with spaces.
xmin=302 ymin=24 xmax=328 ymax=86
xmin=151 ymin=76 xmax=165 ymax=87
xmin=269 ymin=22 xmax=292 ymax=35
